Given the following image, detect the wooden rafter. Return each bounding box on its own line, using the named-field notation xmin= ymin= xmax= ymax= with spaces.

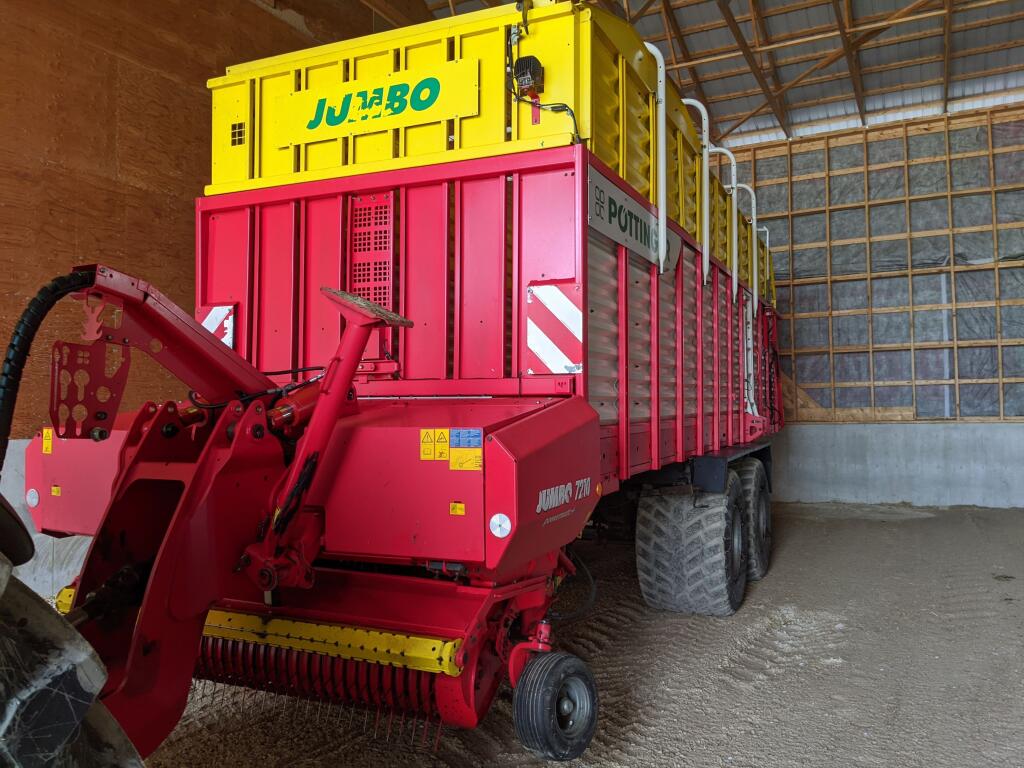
xmin=630 ymin=0 xmax=660 ymax=21
xmin=660 ymin=0 xmax=719 ymax=140
xmin=942 ymin=0 xmax=953 ymax=111
xmin=593 ymin=0 xmax=627 ymax=18
xmin=719 ymin=0 xmax=939 ymax=140
xmin=358 ymin=0 xmax=434 ymax=28
xmin=715 ymin=0 xmax=791 ymax=136
xmin=663 ymin=6 xmax=1023 ymax=90
xmin=706 ymin=36 xmax=1024 ymax=116
xmin=662 ymin=0 xmax=1009 ymax=70
xmin=748 ymin=0 xmax=784 ymax=95
xmin=662 ymin=0 xmax=712 ymax=107
xmin=830 ymin=0 xmax=867 ymax=124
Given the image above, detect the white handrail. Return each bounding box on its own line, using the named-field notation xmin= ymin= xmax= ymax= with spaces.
xmin=681 ymin=98 xmax=711 ymax=283
xmin=643 ymin=43 xmax=668 ymax=273
xmin=710 ymin=146 xmax=738 ymax=299
xmin=735 ymin=182 xmax=758 ymax=313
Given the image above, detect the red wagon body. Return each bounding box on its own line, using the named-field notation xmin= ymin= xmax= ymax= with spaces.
xmin=17 ymin=6 xmax=782 ymax=757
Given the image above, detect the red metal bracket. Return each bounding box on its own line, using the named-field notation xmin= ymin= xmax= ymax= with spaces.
xmin=49 ymin=340 xmax=129 ymax=439
xmin=243 ymin=288 xmax=412 ymax=592
xmin=508 ymin=620 xmax=553 ymax=688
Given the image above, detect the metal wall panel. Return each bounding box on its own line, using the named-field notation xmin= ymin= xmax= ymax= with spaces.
xmin=628 ymin=254 xmax=652 ymax=421
xmin=586 ymin=230 xmax=619 ymax=425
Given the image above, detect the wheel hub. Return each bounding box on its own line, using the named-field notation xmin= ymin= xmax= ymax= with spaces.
xmin=555 ymin=678 xmax=590 ymax=736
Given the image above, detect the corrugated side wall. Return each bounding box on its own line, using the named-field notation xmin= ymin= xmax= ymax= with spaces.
xmin=628 ymin=255 xmax=653 ymax=425
xmin=658 ymin=265 xmax=678 ymax=463
xmin=587 ymin=230 xmax=619 ymax=426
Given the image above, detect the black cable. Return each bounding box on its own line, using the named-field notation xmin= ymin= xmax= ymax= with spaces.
xmin=272 ymin=452 xmax=318 ymax=535
xmin=187 ymin=370 xmax=325 ymax=411
xmin=505 ymin=25 xmax=580 ymax=143
xmin=0 ymin=270 xmax=95 ymax=474
xmin=549 ymin=550 xmax=597 ymax=626
xmin=260 ymin=365 xmax=325 ymax=377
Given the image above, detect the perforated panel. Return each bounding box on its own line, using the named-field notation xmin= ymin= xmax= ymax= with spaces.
xmin=347 ymin=192 xmax=395 ymax=359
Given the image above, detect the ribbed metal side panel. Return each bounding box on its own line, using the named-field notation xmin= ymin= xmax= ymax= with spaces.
xmin=591 ymin=40 xmax=620 ymax=175
xmin=702 ymin=282 xmax=715 ymax=423
xmin=682 ymin=259 xmax=698 ymax=415
xmin=623 ymin=69 xmax=652 ymax=201
xmin=718 ymin=286 xmax=728 ymax=422
xmin=587 ymin=230 xmax=619 ymax=425
xmin=628 ymin=254 xmax=651 ymax=421
xmin=732 ymin=298 xmax=741 ymax=438
xmin=659 ymin=267 xmax=677 ymax=419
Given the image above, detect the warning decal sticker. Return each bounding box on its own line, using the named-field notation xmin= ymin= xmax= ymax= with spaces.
xmin=419 ymin=427 xmax=483 ymax=470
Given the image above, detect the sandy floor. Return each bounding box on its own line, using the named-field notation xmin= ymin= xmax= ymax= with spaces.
xmin=149 ymin=503 xmax=1024 ymax=768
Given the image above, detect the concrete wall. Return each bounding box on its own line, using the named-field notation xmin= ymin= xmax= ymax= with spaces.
xmin=773 ymin=423 xmax=1024 ymax=509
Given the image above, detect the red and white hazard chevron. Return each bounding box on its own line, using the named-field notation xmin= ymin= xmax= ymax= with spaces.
xmin=525 ymin=282 xmax=583 ymax=375
xmin=199 ymin=304 xmax=236 ymax=349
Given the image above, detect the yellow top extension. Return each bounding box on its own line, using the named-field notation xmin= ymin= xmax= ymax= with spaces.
xmin=207 ymin=0 xmax=772 ymax=300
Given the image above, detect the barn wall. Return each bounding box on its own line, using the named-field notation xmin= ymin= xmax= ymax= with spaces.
xmin=772 ymin=423 xmax=1024 ymax=508
xmin=728 ymin=107 xmax=1024 ymax=424
xmin=727 ymin=107 xmax=1024 ymax=508
xmin=0 ymin=0 xmax=377 ymax=438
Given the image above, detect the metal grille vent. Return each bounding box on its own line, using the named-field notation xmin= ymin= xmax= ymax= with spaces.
xmin=347 ymin=194 xmax=395 ymax=313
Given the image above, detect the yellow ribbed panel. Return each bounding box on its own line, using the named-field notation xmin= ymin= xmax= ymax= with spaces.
xmin=203 ymin=609 xmax=463 ymax=677
xmin=205 ymin=1 xmax=771 ymax=290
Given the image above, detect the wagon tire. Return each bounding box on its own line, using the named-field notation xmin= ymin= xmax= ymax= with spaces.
xmin=0 ymin=493 xmax=34 ymax=566
xmin=0 ymin=554 xmax=143 ymax=766
xmin=635 ymin=471 xmax=748 ymax=616
xmin=735 ymin=457 xmax=772 ymax=581
xmin=513 ymin=651 xmax=598 ymax=761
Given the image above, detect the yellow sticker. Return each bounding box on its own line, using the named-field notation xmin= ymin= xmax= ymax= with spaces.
xmin=433 ymin=429 xmax=449 ymax=461
xmin=419 ymin=429 xmax=435 ymax=460
xmin=50 ymin=485 xmax=61 ymax=497
xmin=449 ymin=447 xmax=483 ymax=472
xmin=42 ymin=427 xmax=53 ymax=455
xmin=449 ymin=502 xmax=465 ymax=516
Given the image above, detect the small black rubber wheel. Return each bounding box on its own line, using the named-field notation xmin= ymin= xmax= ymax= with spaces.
xmin=0 ymin=493 xmax=34 ymax=566
xmin=513 ymin=651 xmax=598 ymax=762
xmin=736 ymin=458 xmax=772 ymax=581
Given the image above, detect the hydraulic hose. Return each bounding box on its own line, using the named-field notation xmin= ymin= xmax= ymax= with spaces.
xmin=0 ymin=270 xmax=95 ymax=475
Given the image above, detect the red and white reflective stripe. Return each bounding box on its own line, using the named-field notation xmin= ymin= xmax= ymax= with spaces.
xmin=525 ymin=283 xmax=583 ymax=375
xmin=200 ymin=305 xmax=235 ymax=349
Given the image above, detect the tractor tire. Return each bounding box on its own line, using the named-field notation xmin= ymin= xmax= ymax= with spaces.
xmin=635 ymin=471 xmax=749 ymax=616
xmin=735 ymin=457 xmax=772 ymax=581
xmin=513 ymin=651 xmax=598 ymax=762
xmin=0 ymin=553 xmax=143 ymax=768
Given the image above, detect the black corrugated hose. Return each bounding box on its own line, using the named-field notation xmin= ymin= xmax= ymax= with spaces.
xmin=0 ymin=270 xmax=94 ymax=477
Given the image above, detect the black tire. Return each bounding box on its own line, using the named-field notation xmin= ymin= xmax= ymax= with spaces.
xmin=0 ymin=493 xmax=34 ymax=566
xmin=513 ymin=651 xmax=598 ymax=762
xmin=0 ymin=554 xmax=143 ymax=767
xmin=635 ymin=471 xmax=748 ymax=616
xmin=735 ymin=458 xmax=771 ymax=581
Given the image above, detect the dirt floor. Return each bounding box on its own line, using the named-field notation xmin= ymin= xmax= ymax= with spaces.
xmin=149 ymin=503 xmax=1024 ymax=768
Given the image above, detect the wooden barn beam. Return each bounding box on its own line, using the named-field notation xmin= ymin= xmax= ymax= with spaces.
xmin=942 ymin=0 xmax=953 ymax=111
xmin=631 ymin=0 xmax=660 ymax=21
xmin=663 ymin=0 xmax=712 ymax=108
xmin=715 ymin=0 xmax=791 ymax=136
xmin=358 ymin=0 xmax=434 ymax=28
xmin=719 ymin=0 xmax=938 ymax=139
xmin=830 ymin=0 xmax=868 ymax=124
